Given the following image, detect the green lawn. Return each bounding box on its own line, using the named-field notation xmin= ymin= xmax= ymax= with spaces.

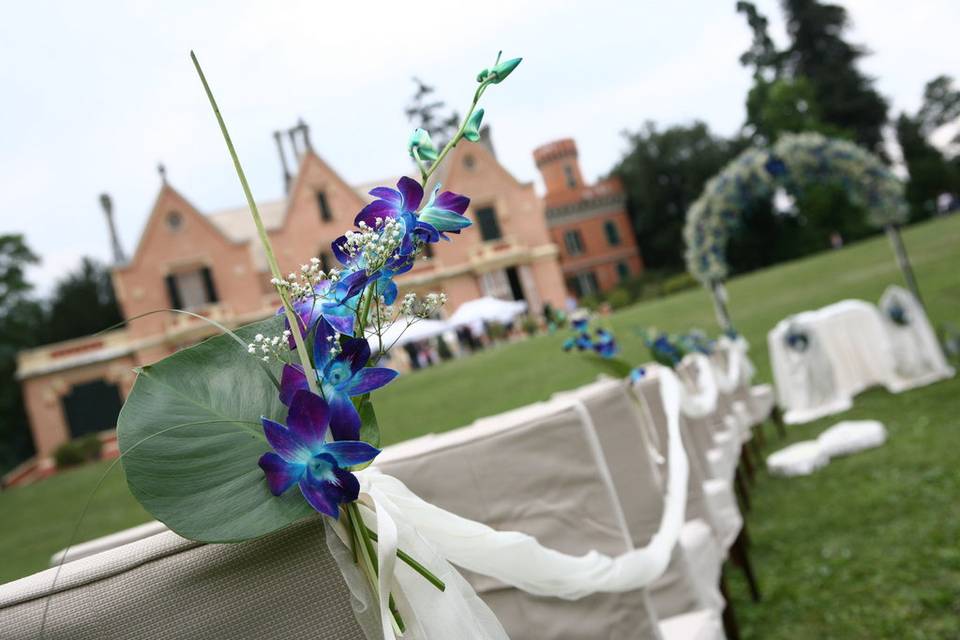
xmin=2 ymin=215 xmax=958 ymax=638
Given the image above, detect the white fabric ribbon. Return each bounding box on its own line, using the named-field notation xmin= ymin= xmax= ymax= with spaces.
xmin=678 ymin=354 xmax=719 ymax=418
xmin=333 ymin=369 xmax=690 ymax=637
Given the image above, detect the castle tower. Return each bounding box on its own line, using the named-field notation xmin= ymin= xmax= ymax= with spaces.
xmin=533 ymin=138 xmax=585 ymax=196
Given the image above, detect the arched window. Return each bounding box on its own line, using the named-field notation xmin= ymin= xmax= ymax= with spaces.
xmin=604 ymin=220 xmax=621 ymax=246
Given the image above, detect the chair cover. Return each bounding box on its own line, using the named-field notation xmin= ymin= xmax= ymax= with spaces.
xmin=634 ymin=368 xmax=742 ymax=553
xmin=878 ymin=286 xmax=955 ymax=388
xmin=375 ymin=399 xmax=663 ymax=640
xmin=556 ymin=379 xmax=725 ymax=617
xmin=769 ymin=314 xmax=852 ymax=424
xmin=0 ymin=518 xmax=367 ymax=640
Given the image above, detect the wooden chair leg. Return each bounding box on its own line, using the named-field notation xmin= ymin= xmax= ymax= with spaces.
xmin=754 ymin=420 xmax=767 ymax=450
xmin=734 ymin=467 xmax=751 ymax=513
xmin=732 ymin=531 xmax=762 ymax=602
xmin=719 ymin=569 xmax=741 ymax=640
xmin=740 ymin=445 xmax=756 ymax=484
xmin=772 ymin=407 xmax=787 ymax=438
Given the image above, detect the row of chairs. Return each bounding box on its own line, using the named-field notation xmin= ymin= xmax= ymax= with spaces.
xmin=373 ymin=338 xmax=777 ymax=639
xmin=0 ymin=341 xmax=779 ymax=639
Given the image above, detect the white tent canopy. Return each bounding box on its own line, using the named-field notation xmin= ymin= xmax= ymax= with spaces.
xmin=448 ymin=296 xmax=528 ymax=328
xmin=366 ymin=319 xmax=451 ymax=353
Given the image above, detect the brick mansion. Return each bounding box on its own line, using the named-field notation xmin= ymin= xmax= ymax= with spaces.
xmin=14 ymin=127 xmax=642 ymax=473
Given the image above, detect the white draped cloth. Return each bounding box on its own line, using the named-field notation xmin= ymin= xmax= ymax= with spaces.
xmin=879 ymin=286 xmax=955 ymax=388
xmin=330 ymin=370 xmax=691 ymax=640
xmin=769 ymin=297 xmax=954 ymax=424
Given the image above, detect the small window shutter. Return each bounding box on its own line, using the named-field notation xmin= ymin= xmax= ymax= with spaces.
xmin=165 ymin=274 xmax=183 ymax=309
xmin=201 ymin=267 xmax=219 ymax=303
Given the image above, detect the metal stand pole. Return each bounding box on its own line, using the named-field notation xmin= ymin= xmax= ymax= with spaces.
xmin=710 ymin=279 xmax=734 ymax=333
xmin=885 ymin=224 xmax=924 ymax=309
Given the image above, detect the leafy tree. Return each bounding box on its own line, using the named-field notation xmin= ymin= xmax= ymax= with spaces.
xmin=736 ymin=0 xmax=888 ymax=154
xmin=0 ymin=235 xmax=42 ymax=474
xmin=896 ymin=76 xmax=960 ymax=221
xmin=744 ymin=76 xmax=845 ymax=143
xmin=613 ymin=121 xmax=748 ymax=271
xmin=780 ymin=0 xmax=889 ymax=154
xmin=45 ymin=257 xmax=123 ymax=343
xmin=404 ymin=77 xmax=461 ymax=149
xmin=916 ymin=75 xmax=960 ymax=137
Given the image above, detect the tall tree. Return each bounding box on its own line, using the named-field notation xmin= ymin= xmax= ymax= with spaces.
xmin=613 ymin=122 xmax=748 ymax=271
xmin=45 ymin=257 xmax=123 ymax=343
xmin=0 ymin=235 xmax=42 ymax=474
xmin=780 ymin=0 xmax=889 ymax=154
xmin=896 ymin=76 xmax=960 ymax=221
xmin=404 ymin=78 xmax=461 ymax=149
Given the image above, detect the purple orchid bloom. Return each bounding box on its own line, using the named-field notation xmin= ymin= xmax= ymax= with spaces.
xmin=352 ymin=177 xmax=470 ymax=256
xmin=593 ymin=328 xmax=619 ymax=359
xmin=259 ymin=389 xmax=379 ymax=518
xmin=353 ymin=177 xmax=436 ymax=258
xmin=417 ymin=184 xmax=472 ymax=239
xmin=278 ymin=269 xmax=372 ymax=343
xmin=280 ymin=317 xmax=398 ymax=440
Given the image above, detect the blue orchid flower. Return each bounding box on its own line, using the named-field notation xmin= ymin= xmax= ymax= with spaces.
xmin=280 ymin=317 xmax=398 ymax=440
xmin=259 ymin=389 xmax=380 ymax=518
xmin=418 ymin=185 xmax=472 ymax=238
xmin=593 ymin=328 xmax=619 ymax=359
xmin=278 ymin=268 xmax=373 ymax=342
xmin=645 ymin=333 xmax=682 ymax=368
xmin=629 ymin=367 xmax=646 ymax=383
xmin=350 ymin=177 xmax=470 ymax=258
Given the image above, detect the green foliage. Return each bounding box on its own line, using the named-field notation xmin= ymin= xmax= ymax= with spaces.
xmin=613 ymin=121 xmax=747 ymax=270
xmin=780 ymin=0 xmax=890 ymax=154
xmin=745 ymin=77 xmax=846 ymax=143
xmin=77 ymin=434 xmax=103 ymax=461
xmin=45 ymin=258 xmax=122 ymax=344
xmin=0 ymin=235 xmax=42 ymax=473
xmin=117 ymin=316 xmax=315 ymax=543
xmin=53 ymin=435 xmax=102 ymax=469
xmin=520 ymin=314 xmax=540 ymax=336
xmin=53 ymin=441 xmax=86 ymax=469
xmin=896 ymin=77 xmax=960 ymax=222
xmin=605 ymin=287 xmax=633 ymax=310
xmin=660 ymin=272 xmax=698 ymax=296
xmin=736 ymin=0 xmax=889 ymax=154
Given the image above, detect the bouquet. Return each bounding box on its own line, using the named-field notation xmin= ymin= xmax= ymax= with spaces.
xmin=116 ymin=50 xmax=523 ymax=636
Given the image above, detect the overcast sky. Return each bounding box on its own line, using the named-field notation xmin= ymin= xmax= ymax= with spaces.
xmin=1 ymin=0 xmax=957 ymax=293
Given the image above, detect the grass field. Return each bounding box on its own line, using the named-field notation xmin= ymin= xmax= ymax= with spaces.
xmin=2 ymin=214 xmax=958 ymax=638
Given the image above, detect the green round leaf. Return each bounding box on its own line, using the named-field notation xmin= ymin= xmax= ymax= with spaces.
xmin=118 ymin=317 xmax=315 ymax=543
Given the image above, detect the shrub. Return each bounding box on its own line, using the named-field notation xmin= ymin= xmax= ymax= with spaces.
xmin=661 ymin=272 xmax=698 ymax=296
xmin=605 ymin=287 xmax=633 ymax=310
xmin=53 ymin=435 xmax=103 ymax=469
xmin=54 ymin=441 xmax=85 ymax=469
xmin=520 ymin=314 xmax=540 ymax=336
xmin=77 ymin=434 xmax=103 ymax=460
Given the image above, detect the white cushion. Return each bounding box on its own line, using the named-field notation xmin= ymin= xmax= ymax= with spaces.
xmin=658 ymin=608 xmax=726 ymax=640
xmin=766 ymin=441 xmax=829 ymax=477
xmin=817 ymin=420 xmax=887 ymax=458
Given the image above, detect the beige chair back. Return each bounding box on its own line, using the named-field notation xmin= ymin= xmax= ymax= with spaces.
xmin=376 ymin=399 xmax=663 ymax=640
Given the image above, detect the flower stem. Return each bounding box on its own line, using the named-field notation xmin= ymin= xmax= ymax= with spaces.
xmin=421 ymin=80 xmax=492 ymax=186
xmin=366 ymin=527 xmax=446 ymax=592
xmin=347 ymin=502 xmax=405 ymax=633
xmin=191 ymin=51 xmax=319 ymax=397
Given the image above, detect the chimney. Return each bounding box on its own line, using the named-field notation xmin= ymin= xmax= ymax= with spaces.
xmin=478 ymin=124 xmax=496 ymax=158
xmin=99 ymin=193 xmax=127 ymax=264
xmin=533 ymin=138 xmax=585 ymax=195
xmin=274 ymin=130 xmax=292 ymax=193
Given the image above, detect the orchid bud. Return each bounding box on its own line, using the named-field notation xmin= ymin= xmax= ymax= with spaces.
xmin=463 ymin=108 xmax=485 ymax=142
xmin=408 ymin=128 xmax=438 ymax=162
xmin=489 ymin=57 xmax=522 ymax=84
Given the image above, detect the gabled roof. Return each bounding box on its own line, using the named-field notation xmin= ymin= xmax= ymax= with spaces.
xmin=207 ymin=199 xmax=287 ymax=242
